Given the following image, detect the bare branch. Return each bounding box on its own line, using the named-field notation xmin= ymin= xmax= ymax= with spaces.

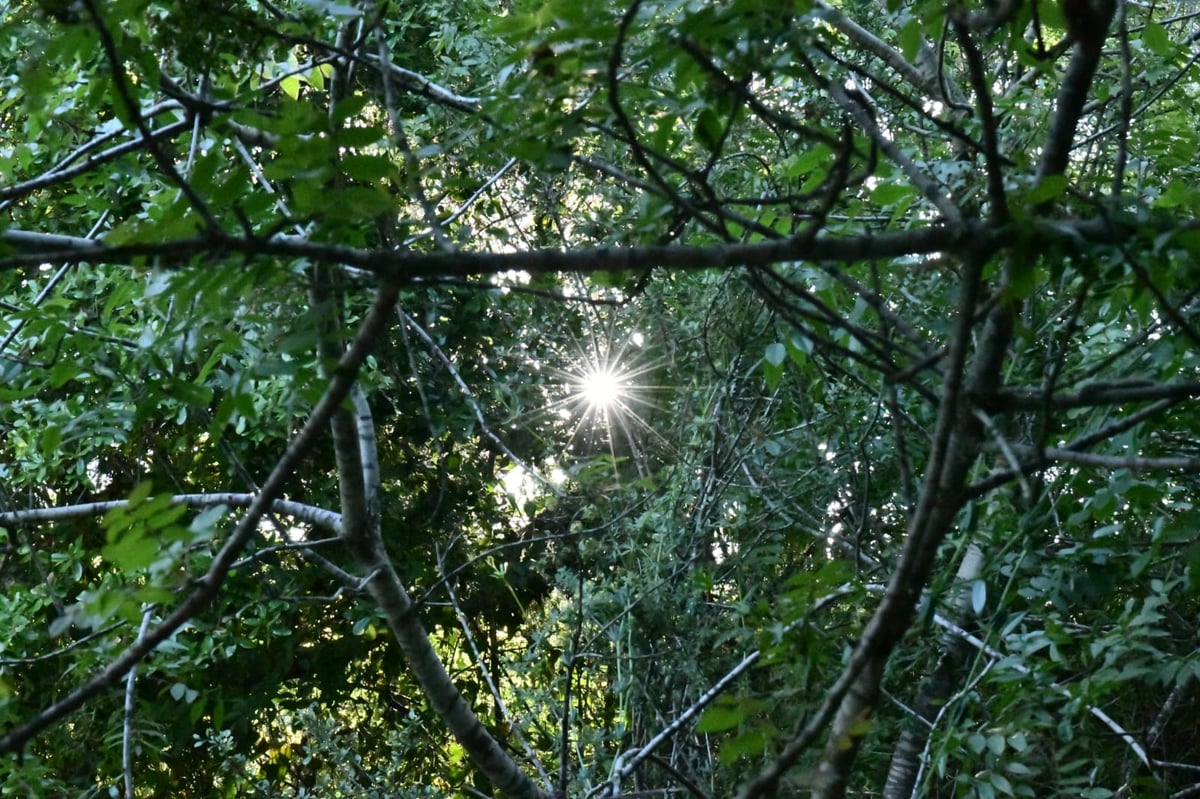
xmin=815 ymin=0 xmax=939 ymax=98
xmin=0 ymin=224 xmax=971 ymax=280
xmin=1026 ymin=447 xmax=1200 ymax=472
xmin=1036 ymin=0 xmax=1117 ymax=182
xmin=988 ymin=380 xmax=1200 ymax=411
xmin=827 ymin=81 xmax=964 ymax=227
xmin=0 ymin=494 xmax=341 ymax=534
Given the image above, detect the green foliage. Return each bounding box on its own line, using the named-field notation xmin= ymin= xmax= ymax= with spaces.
xmin=2 ymin=0 xmax=1200 ymax=796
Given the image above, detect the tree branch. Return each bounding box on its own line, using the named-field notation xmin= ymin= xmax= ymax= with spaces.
xmin=0 ymin=494 xmax=341 ymax=533
xmin=0 ymin=281 xmax=399 ymax=756
xmin=1037 ymin=0 xmax=1117 ymax=181
xmin=0 ymin=224 xmax=972 ymax=280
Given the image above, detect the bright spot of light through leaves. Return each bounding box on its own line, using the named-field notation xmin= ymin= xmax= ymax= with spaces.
xmin=578 ymin=365 xmax=628 ymax=412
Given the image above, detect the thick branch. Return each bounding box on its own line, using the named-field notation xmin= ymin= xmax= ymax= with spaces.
xmin=0 ymin=224 xmax=971 ymax=279
xmin=985 ymin=380 xmax=1200 ymax=411
xmin=1037 ymin=0 xmax=1117 ymax=181
xmin=309 ymin=279 xmax=547 ymax=798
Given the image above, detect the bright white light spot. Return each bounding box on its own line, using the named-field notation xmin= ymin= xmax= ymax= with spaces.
xmin=501 ymin=466 xmax=536 ymax=504
xmin=283 ymin=524 xmax=307 ymax=542
xmin=580 ymin=366 xmax=627 ymax=411
xmin=531 ymin=323 xmax=669 ymax=484
xmin=86 ymin=459 xmax=112 ymax=492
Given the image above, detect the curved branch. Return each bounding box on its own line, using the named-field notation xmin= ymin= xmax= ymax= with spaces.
xmin=311 ymin=281 xmax=548 ymax=796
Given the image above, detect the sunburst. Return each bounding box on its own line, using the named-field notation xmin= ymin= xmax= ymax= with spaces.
xmin=577 ymin=364 xmax=628 ymax=413
xmin=553 ymin=326 xmax=671 ymax=476
xmin=492 ymin=301 xmax=671 ymax=485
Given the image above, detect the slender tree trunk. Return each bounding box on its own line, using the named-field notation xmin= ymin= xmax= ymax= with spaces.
xmin=883 ymin=544 xmax=983 ymax=799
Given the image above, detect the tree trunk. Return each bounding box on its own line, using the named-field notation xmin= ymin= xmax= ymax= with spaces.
xmin=883 ymin=544 xmax=984 ymax=799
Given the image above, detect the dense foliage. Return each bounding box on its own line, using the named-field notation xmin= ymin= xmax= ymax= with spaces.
xmin=1 ymin=0 xmax=1198 ymax=797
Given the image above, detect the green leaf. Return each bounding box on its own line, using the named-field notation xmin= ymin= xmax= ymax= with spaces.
xmin=103 ymin=534 xmax=157 ymax=572
xmin=1155 ymin=179 xmax=1194 ymax=209
xmin=871 ymin=182 xmax=913 ymax=206
xmin=331 ymin=93 xmax=370 ymax=124
xmin=696 ymin=701 xmax=745 ymax=733
xmin=1026 ymin=175 xmax=1068 ymax=205
xmin=340 ymin=154 xmax=396 ymax=182
xmin=279 ymin=73 xmax=302 ymax=101
xmin=40 ymin=425 xmax=62 ymax=458
xmin=899 ymin=19 xmax=923 ymax=62
xmin=787 ymin=333 xmax=812 ymax=367
xmin=169 ymin=682 xmax=200 ymax=703
xmin=696 ymin=108 xmax=724 ymax=153
xmin=785 ymin=145 xmax=834 ymax=178
xmin=189 ymin=504 xmax=229 ymax=540
xmin=717 ymin=730 xmax=768 ymax=764
xmin=144 ymin=501 xmax=188 ymax=533
xmin=326 ymin=186 xmax=396 ymax=220
xmin=1140 ymin=21 xmax=1171 ymax=56
xmin=763 ymin=358 xmax=784 ymax=390
xmin=989 ymin=772 xmax=1014 ymax=795
xmin=129 ymin=492 xmax=176 ymax=523
xmin=1007 ymin=258 xmax=1038 ymax=301
xmin=1081 ymin=788 xmax=1114 ymax=799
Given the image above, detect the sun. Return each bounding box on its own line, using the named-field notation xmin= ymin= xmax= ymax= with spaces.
xmin=561 ymin=332 xmax=666 ymax=458
xmin=578 ymin=364 xmax=628 ymax=413
xmin=510 ymin=316 xmax=668 ymax=480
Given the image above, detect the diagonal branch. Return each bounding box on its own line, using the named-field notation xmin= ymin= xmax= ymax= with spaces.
xmin=1037 ymin=0 xmax=1117 ymax=182
xmin=0 ymin=280 xmax=399 ymax=756
xmin=826 ymin=81 xmax=963 ymax=228
xmin=80 ymin=0 xmax=219 ymax=231
xmin=311 ymin=270 xmax=549 ymax=797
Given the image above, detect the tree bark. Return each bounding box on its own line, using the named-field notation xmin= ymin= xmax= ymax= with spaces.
xmin=883 ymin=544 xmax=984 ymax=799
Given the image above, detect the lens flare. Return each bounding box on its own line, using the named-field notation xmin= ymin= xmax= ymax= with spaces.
xmin=578 ymin=365 xmax=628 ymax=412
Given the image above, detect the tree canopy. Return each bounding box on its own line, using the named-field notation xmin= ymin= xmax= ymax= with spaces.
xmin=1 ymin=0 xmax=1199 ymax=797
